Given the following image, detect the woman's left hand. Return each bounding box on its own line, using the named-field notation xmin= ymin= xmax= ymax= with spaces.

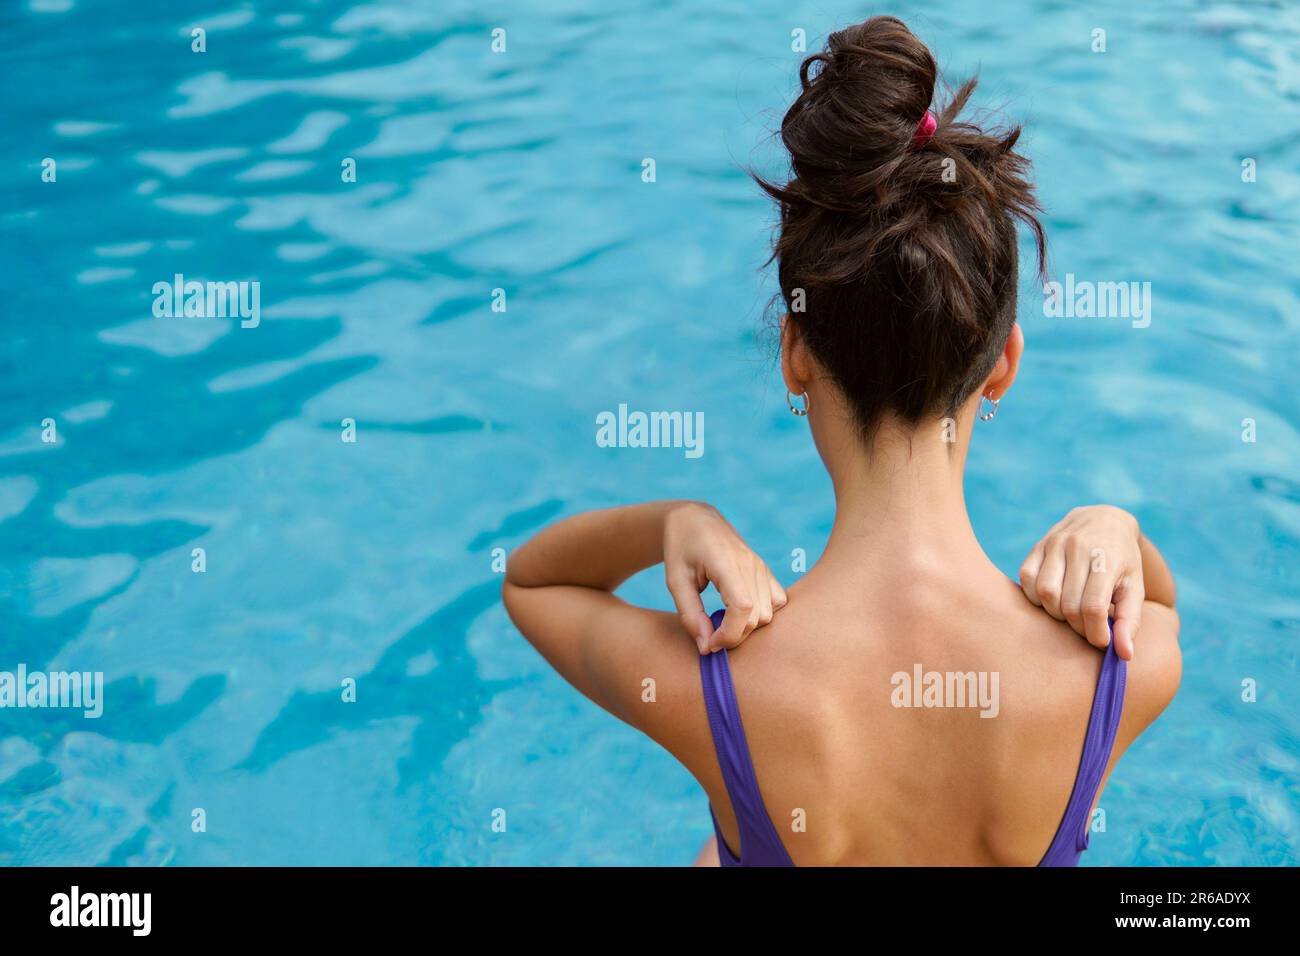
xmin=663 ymin=502 xmax=788 ymax=655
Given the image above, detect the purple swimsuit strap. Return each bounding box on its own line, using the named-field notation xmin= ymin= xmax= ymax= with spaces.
xmin=1038 ymin=632 xmax=1128 ymax=866
xmin=699 ymin=608 xmax=1127 ymax=867
xmin=698 ymin=608 xmax=794 ymax=866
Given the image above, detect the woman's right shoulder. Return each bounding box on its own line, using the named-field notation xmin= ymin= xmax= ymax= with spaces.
xmin=1005 ymin=592 xmax=1180 ymax=747
xmin=1117 ymin=602 xmax=1182 ymax=748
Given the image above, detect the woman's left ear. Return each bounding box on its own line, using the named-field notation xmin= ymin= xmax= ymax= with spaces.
xmin=780 ymin=313 xmax=805 ymax=395
xmin=985 ymin=322 xmax=1024 ymax=400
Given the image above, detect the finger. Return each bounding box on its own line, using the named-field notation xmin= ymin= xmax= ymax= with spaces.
xmin=767 ymin=567 xmax=788 ymax=611
xmin=1035 ymin=539 xmax=1067 ymax=620
xmin=715 ymin=565 xmax=763 ymax=651
xmin=1111 ymin=575 xmax=1145 ymax=661
xmin=1059 ymin=537 xmax=1093 ymax=636
xmin=753 ymin=560 xmax=773 ymax=628
xmin=1019 ymin=542 xmax=1046 ymax=606
xmin=711 ymin=563 xmax=756 ymax=651
xmin=666 ymin=567 xmax=713 ymax=654
xmin=1080 ymin=566 xmax=1116 ymax=651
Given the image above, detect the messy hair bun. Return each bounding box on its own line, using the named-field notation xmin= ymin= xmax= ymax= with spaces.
xmin=757 ymin=16 xmax=1047 ymax=437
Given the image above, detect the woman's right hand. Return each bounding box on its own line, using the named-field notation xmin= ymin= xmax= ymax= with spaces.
xmin=1018 ymin=505 xmax=1144 ymax=660
xmin=663 ymin=502 xmax=788 ymax=655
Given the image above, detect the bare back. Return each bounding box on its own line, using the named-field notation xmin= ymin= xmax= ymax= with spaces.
xmin=697 ymin=562 xmax=1147 ymax=866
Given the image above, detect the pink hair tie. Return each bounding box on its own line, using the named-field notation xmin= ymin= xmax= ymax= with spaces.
xmin=911 ymin=110 xmax=937 ymax=149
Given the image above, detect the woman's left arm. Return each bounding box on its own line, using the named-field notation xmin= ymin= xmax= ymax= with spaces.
xmin=502 ymin=500 xmax=785 ymax=752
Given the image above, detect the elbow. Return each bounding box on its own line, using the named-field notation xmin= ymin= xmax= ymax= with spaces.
xmin=502 ymin=541 xmax=551 ymax=651
xmin=501 ymin=573 xmax=525 ymax=625
xmin=501 ymin=557 xmax=541 ymax=649
xmin=502 ymin=536 xmax=541 ymax=590
xmin=503 ymin=543 xmax=522 ymax=588
xmin=500 ymin=547 xmax=522 ymax=622
xmin=500 ymin=579 xmax=532 ymax=648
xmin=500 ymin=574 xmax=514 ymax=615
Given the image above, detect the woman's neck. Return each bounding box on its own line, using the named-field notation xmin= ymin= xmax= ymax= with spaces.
xmin=812 ymin=411 xmax=998 ymax=579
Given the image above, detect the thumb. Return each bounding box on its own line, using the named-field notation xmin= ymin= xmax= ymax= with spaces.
xmin=1111 ymin=576 xmax=1144 ymax=661
xmin=666 ymin=568 xmax=712 ymax=654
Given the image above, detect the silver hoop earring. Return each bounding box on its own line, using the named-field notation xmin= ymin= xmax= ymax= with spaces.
xmin=978 ymin=394 xmax=1000 ymax=421
xmin=786 ymin=390 xmax=809 ymax=417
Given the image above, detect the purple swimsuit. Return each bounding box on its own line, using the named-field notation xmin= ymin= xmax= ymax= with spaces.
xmin=699 ymin=607 xmax=1127 ymax=866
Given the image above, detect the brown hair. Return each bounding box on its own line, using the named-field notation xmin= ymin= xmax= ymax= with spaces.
xmin=757 ymin=16 xmax=1047 ymax=439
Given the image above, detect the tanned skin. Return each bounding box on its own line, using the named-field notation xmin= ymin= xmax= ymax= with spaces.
xmin=504 ymin=318 xmax=1180 ymax=865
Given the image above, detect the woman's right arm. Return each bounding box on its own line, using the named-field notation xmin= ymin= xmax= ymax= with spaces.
xmin=1136 ymin=529 xmax=1176 ymax=609
xmin=1018 ymin=504 xmax=1177 ymax=659
xmin=1019 ymin=504 xmax=1181 ymax=749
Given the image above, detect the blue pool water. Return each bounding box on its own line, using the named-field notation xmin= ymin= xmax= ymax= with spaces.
xmin=1 ymin=0 xmax=1297 ymax=866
